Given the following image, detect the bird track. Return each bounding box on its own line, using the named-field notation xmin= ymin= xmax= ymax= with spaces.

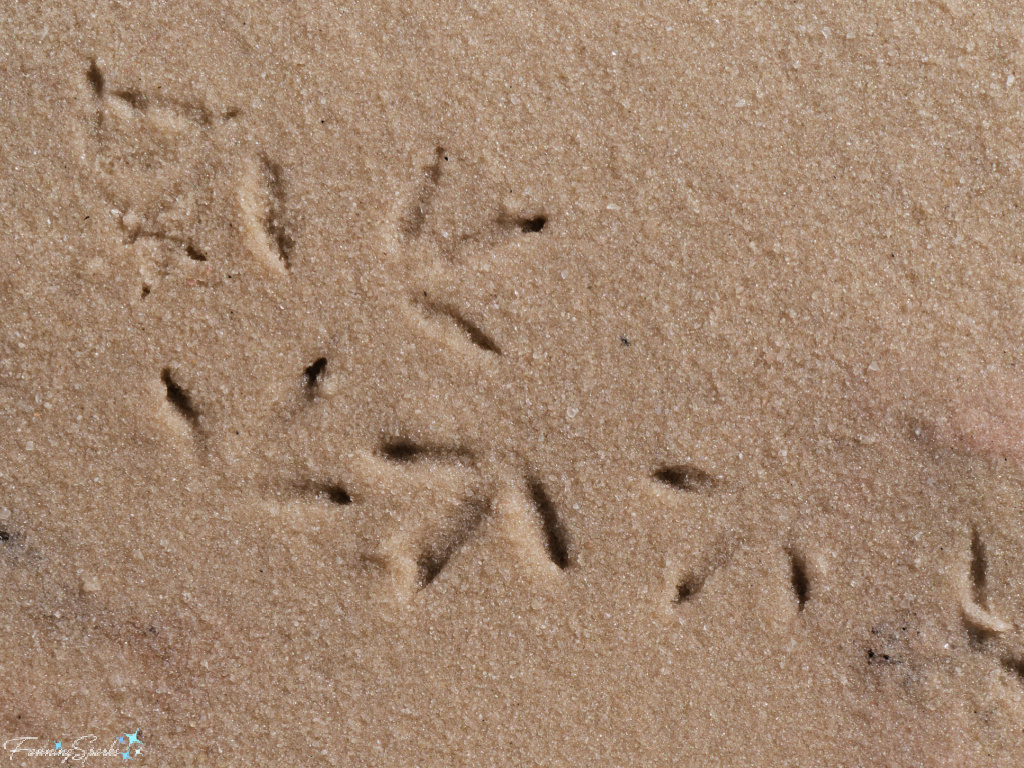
xmin=83 ymin=63 xmax=1022 ymax=678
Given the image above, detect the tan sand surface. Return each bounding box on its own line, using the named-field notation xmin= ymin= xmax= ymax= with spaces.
xmin=2 ymin=1 xmax=1024 ymax=765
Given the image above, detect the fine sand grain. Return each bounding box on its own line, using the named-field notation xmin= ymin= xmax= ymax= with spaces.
xmin=2 ymin=2 xmax=1024 ymax=765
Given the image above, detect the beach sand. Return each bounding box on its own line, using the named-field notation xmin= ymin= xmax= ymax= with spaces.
xmin=1 ymin=2 xmax=1024 ymax=764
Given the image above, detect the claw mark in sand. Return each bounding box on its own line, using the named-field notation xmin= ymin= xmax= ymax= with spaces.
xmin=401 ymin=146 xmax=445 ymax=240
xmin=961 ymin=526 xmax=1011 ymax=638
xmin=415 ymin=497 xmax=488 ymax=589
xmin=786 ymin=546 xmax=811 ymax=611
xmin=239 ymin=155 xmax=294 ymax=273
xmin=497 ymin=211 xmax=547 ymax=235
xmin=378 ymin=437 xmax=474 ymax=465
xmin=86 ymin=58 xmax=237 ymax=126
xmin=124 ymin=225 xmax=208 ymax=262
xmin=302 ymin=357 xmax=328 ymax=399
xmin=527 ymin=477 xmax=571 ymax=570
xmin=288 ymin=478 xmax=353 ymax=506
xmin=161 ymin=368 xmax=202 ymax=435
xmin=307 ymin=481 xmax=352 ymax=506
xmin=416 ymin=297 xmax=502 ymax=355
xmin=970 ymin=528 xmax=988 ymax=607
xmin=260 ymin=156 xmax=293 ymax=269
xmin=1002 ymin=656 xmax=1024 ymax=687
xmin=448 ymin=209 xmax=550 ymax=258
xmin=670 ymin=547 xmax=729 ymax=605
xmin=86 ymin=59 xmax=105 ymax=98
xmin=673 ymin=572 xmax=708 ymax=604
xmin=653 ymin=464 xmax=721 ymax=493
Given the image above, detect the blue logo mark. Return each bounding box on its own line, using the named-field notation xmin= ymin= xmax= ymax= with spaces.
xmin=119 ymin=730 xmax=143 ymax=761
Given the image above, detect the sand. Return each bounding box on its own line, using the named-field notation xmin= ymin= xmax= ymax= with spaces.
xmin=2 ymin=1 xmax=1024 ymax=765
